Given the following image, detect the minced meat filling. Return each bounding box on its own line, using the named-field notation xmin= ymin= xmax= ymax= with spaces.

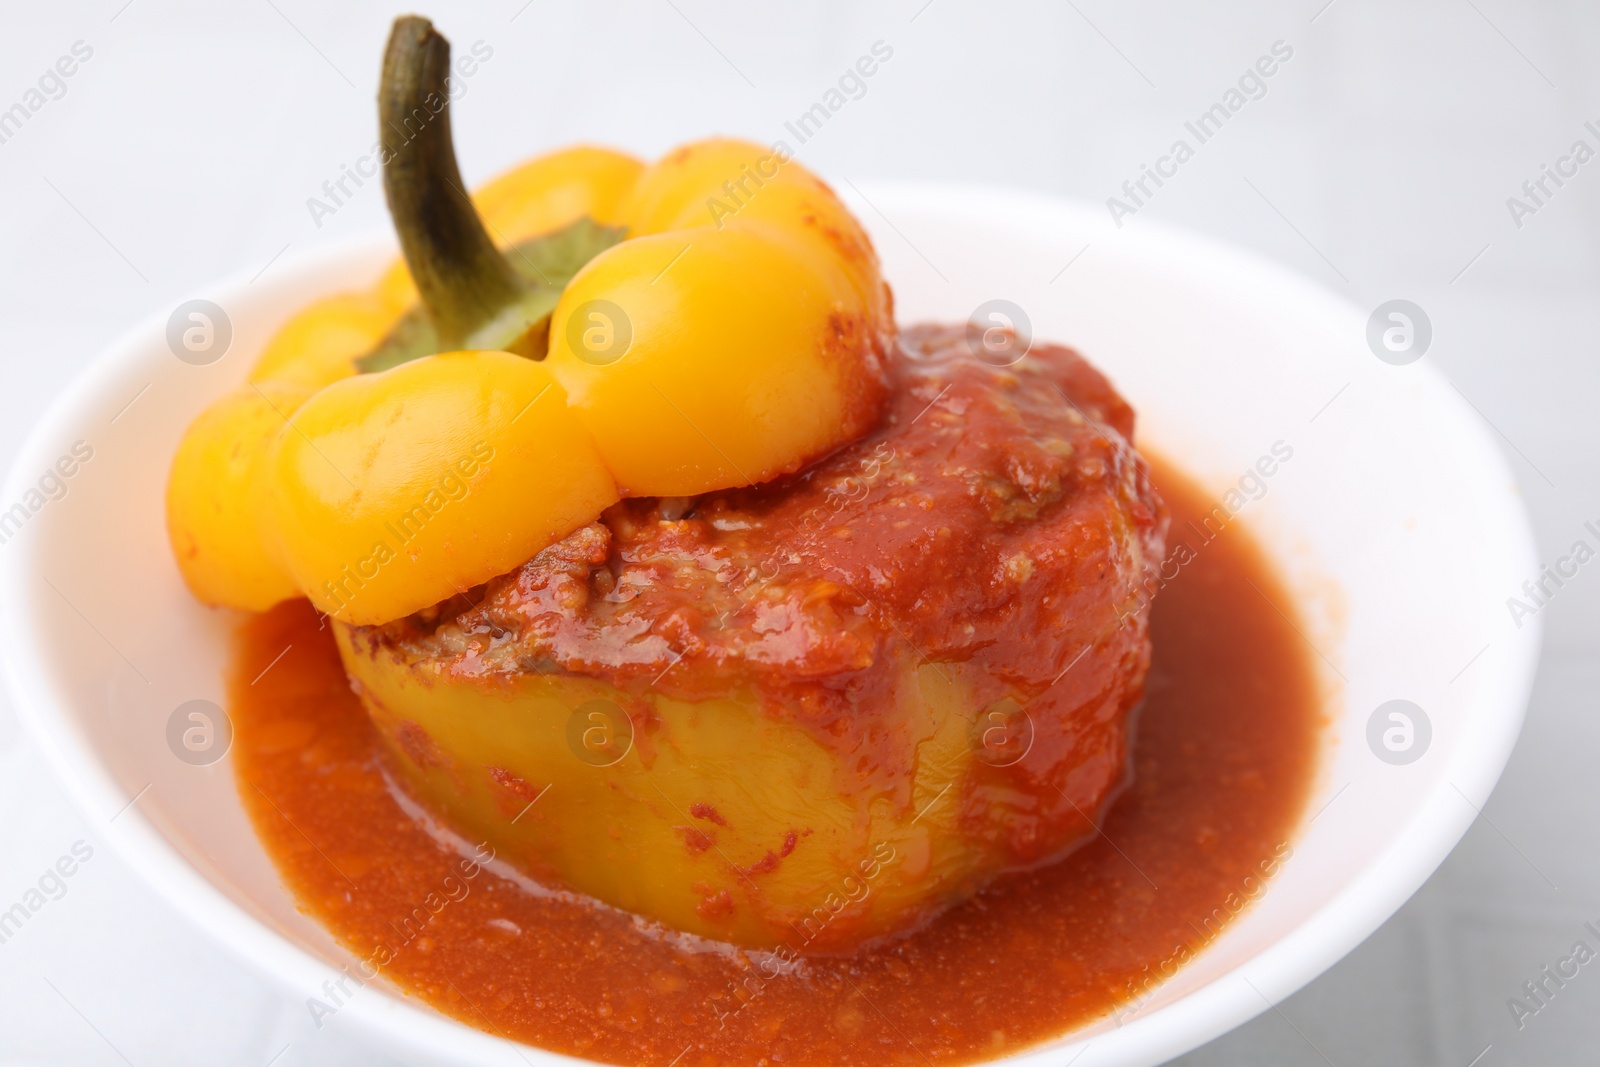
xmin=354 ymin=323 xmax=1167 ymax=716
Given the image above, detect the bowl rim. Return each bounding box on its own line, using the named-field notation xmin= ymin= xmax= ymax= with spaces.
xmin=0 ymin=182 xmax=1543 ymax=1067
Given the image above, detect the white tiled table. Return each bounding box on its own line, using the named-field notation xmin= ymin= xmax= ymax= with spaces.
xmin=1 ymin=2 xmax=1595 ymax=1063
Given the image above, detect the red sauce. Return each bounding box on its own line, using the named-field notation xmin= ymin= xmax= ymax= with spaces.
xmin=345 ymin=325 xmax=1167 ymax=947
xmin=232 ymin=457 xmax=1319 ymax=1065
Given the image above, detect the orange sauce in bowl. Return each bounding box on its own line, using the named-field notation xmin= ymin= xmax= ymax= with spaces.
xmin=231 ymin=457 xmax=1320 ymax=1065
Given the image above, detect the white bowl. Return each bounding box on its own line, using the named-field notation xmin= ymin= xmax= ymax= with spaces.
xmin=0 ymin=185 xmax=1540 ymax=1066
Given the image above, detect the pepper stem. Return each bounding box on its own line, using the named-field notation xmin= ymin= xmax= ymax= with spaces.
xmin=379 ymin=16 xmax=523 ymax=348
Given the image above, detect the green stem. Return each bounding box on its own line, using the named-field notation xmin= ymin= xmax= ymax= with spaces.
xmin=379 ymin=16 xmax=522 ymax=348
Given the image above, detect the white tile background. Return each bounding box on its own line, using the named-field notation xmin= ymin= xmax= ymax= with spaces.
xmin=0 ymin=1 xmax=1596 ymax=1064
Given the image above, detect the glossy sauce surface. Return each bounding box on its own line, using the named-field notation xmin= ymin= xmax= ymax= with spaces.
xmin=232 ymin=457 xmax=1320 ymax=1065
xmin=337 ymin=325 xmax=1168 ymax=948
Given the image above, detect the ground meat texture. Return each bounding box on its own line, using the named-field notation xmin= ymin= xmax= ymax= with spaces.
xmin=351 ymin=323 xmax=1168 ymax=870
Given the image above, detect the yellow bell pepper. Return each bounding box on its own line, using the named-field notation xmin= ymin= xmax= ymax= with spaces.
xmin=623 ymin=137 xmax=892 ymax=326
xmin=166 ymin=381 xmax=312 ymax=611
xmin=372 ymin=145 xmax=645 ymax=325
xmin=248 ymin=293 xmax=399 ymax=391
xmin=340 ymin=640 xmax=988 ymax=951
xmin=251 ymin=147 xmax=646 ymax=393
xmin=545 ymin=218 xmax=887 ymax=495
xmin=168 ymin=15 xmax=890 ymax=623
xmin=546 ymin=137 xmax=890 ymax=496
xmin=269 ymin=351 xmax=617 ymax=625
xmin=168 ymin=15 xmax=977 ymax=957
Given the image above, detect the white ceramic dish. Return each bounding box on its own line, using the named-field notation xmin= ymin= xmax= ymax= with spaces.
xmin=0 ymin=185 xmax=1540 ymax=1066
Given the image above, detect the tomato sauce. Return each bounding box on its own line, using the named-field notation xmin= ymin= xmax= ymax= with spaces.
xmin=339 ymin=325 xmax=1169 ymax=951
xmin=232 ymin=452 xmax=1319 ymax=1065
